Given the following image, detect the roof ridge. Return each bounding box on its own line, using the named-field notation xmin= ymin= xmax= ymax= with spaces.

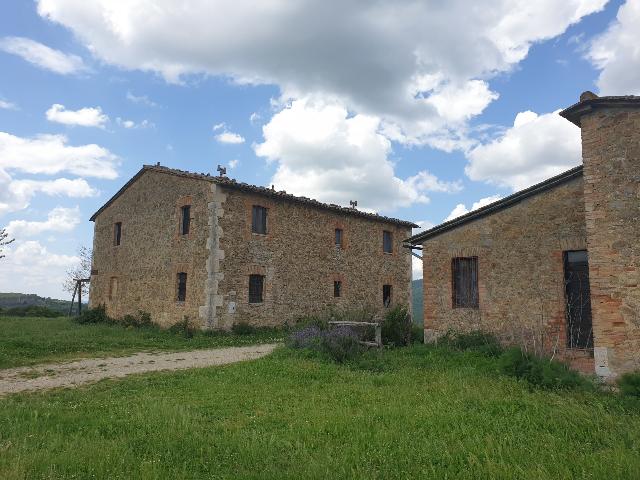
xmin=90 ymin=164 xmax=418 ymax=228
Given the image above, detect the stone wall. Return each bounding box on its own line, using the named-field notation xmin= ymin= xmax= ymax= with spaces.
xmin=90 ymin=168 xmax=413 ymax=329
xmin=213 ymin=187 xmax=413 ymax=328
xmin=420 ymin=176 xmax=591 ymax=370
xmin=580 ymin=108 xmax=640 ymax=377
xmin=89 ymin=170 xmax=211 ymax=327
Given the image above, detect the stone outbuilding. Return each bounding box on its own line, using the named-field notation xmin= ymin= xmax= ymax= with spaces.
xmin=89 ymin=165 xmax=416 ymax=329
xmin=406 ymin=92 xmax=640 ymax=378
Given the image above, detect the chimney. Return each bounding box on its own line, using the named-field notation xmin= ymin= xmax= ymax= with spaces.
xmin=560 ymin=92 xmax=640 ymax=377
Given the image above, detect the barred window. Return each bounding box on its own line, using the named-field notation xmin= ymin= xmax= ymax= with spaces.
xmin=177 ymin=272 xmax=187 ymax=302
xmin=334 ymin=280 xmax=342 ymax=298
xmin=251 ymin=206 xmax=267 ymax=234
xmin=249 ymin=274 xmax=264 ymax=303
xmin=452 ymin=257 xmax=479 ymax=308
xmin=383 ymin=230 xmax=393 ymax=253
xmin=335 ymin=228 xmax=343 ymax=248
xmin=181 ymin=205 xmax=191 ymax=235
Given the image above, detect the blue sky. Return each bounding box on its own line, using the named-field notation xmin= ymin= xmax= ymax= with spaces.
xmin=0 ymin=0 xmax=637 ymax=299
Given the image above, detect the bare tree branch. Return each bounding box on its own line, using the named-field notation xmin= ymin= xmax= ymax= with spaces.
xmin=0 ymin=227 xmax=15 ymax=259
xmin=63 ymin=246 xmax=92 ymax=296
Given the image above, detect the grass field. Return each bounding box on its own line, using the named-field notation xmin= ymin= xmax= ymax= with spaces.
xmin=0 ymin=316 xmax=283 ymax=369
xmin=1 ymin=340 xmax=639 ymax=479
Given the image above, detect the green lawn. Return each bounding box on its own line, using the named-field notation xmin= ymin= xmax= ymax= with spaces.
xmin=1 ymin=345 xmax=639 ymax=479
xmin=0 ymin=316 xmax=283 ymax=369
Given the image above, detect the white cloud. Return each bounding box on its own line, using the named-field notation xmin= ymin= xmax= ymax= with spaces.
xmin=214 ymin=131 xmax=245 ymax=144
xmin=116 ymin=117 xmax=153 ymax=129
xmin=36 ymin=0 xmax=605 ymax=146
xmin=0 ymin=171 xmax=97 ymax=215
xmin=444 ymin=195 xmax=503 ymax=222
xmin=228 ymin=159 xmax=239 ymax=169
xmin=255 ymin=98 xmax=461 ymax=212
xmin=465 ymin=110 xmax=582 ymax=191
xmin=0 ymin=36 xmax=86 ymax=75
xmin=212 ymin=122 xmax=225 ymax=131
xmin=46 ymin=103 xmax=109 ymax=128
xmin=249 ymin=112 xmax=260 ymax=124
xmin=0 ymin=99 xmax=17 ymax=110
xmin=0 ymin=240 xmax=79 ymax=299
xmin=0 ymin=131 xmax=119 ymax=179
xmin=6 ymin=206 xmax=81 ymax=237
xmin=126 ymin=90 xmax=158 ymax=107
xmin=588 ymin=0 xmax=640 ymax=95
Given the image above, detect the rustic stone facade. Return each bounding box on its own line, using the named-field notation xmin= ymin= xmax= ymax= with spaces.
xmin=89 ymin=166 xmax=414 ymax=329
xmin=418 ymin=174 xmax=591 ymax=370
xmin=566 ymin=95 xmax=640 ymax=376
xmin=408 ymin=93 xmax=640 ymax=377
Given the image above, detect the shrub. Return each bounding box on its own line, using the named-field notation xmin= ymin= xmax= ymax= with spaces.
xmin=320 ymin=326 xmax=363 ymax=363
xmin=411 ymin=323 xmax=424 ymax=344
xmin=75 ymin=304 xmax=111 ymax=324
xmin=381 ymin=305 xmax=412 ymax=347
xmin=168 ymin=316 xmax=197 ymax=338
xmin=121 ymin=310 xmax=153 ymax=328
xmin=498 ymin=347 xmax=586 ymax=390
xmin=617 ymin=371 xmax=640 ymax=398
xmin=1 ymin=305 xmax=63 ymax=318
xmin=442 ymin=330 xmax=503 ymax=357
xmin=287 ymin=325 xmax=323 ymax=350
xmin=231 ymin=321 xmax=257 ymax=335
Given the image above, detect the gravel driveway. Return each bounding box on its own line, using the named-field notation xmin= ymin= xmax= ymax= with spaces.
xmin=0 ymin=343 xmax=279 ymax=397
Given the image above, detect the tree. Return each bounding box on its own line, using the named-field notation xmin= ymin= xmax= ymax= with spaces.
xmin=0 ymin=227 xmax=14 ymax=259
xmin=63 ymin=246 xmax=92 ymax=297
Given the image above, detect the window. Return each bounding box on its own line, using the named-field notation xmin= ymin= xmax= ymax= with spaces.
xmin=177 ymin=272 xmax=187 ymax=302
xmin=334 ymin=280 xmax=342 ymax=298
xmin=114 ymin=222 xmax=122 ymax=246
xmin=251 ymin=206 xmax=267 ymax=234
xmin=181 ymin=205 xmax=191 ymax=235
xmin=383 ymin=284 xmax=392 ymax=307
xmin=335 ymin=228 xmax=343 ymax=248
xmin=249 ymin=274 xmax=264 ymax=303
xmin=383 ymin=230 xmax=393 ymax=253
xmin=108 ymin=277 xmax=118 ymax=301
xmin=452 ymin=257 xmax=479 ymax=308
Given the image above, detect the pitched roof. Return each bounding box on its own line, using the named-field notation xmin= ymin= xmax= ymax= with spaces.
xmin=90 ymin=164 xmax=418 ymax=227
xmin=405 ymin=165 xmax=583 ymax=245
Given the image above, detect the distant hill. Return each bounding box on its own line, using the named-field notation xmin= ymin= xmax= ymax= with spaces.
xmin=0 ymin=293 xmax=84 ymax=315
xmin=412 ymin=279 xmax=423 ymax=325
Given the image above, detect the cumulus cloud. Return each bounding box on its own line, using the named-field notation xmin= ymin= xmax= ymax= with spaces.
xmin=5 ymin=206 xmax=81 ymax=237
xmin=0 ymin=171 xmax=97 ymax=215
xmin=0 ymin=131 xmax=119 ymax=179
xmin=126 ymin=90 xmax=158 ymax=107
xmin=36 ymin=0 xmax=605 ymax=145
xmin=255 ymin=98 xmax=461 ymax=212
xmin=465 ymin=110 xmax=582 ymax=191
xmin=588 ymin=0 xmax=640 ymax=95
xmin=116 ymin=117 xmax=153 ymax=129
xmin=0 ymin=240 xmax=79 ymax=298
xmin=0 ymin=36 xmax=86 ymax=75
xmin=214 ymin=131 xmax=245 ymax=144
xmin=46 ymin=103 xmax=109 ymax=128
xmin=228 ymin=159 xmax=239 ymax=169
xmin=0 ymin=99 xmax=17 ymax=110
xmin=444 ymin=195 xmax=503 ymax=222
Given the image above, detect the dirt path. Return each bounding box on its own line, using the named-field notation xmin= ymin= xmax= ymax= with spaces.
xmin=0 ymin=344 xmax=279 ymax=397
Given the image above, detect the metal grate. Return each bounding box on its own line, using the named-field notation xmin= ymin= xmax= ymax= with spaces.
xmin=249 ymin=274 xmax=264 ymax=303
xmin=564 ymin=250 xmax=593 ymax=349
xmin=177 ymin=272 xmax=187 ymax=302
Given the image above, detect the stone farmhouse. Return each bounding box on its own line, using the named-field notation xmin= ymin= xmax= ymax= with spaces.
xmin=88 ymin=165 xmax=416 ymax=329
xmin=406 ymin=92 xmax=640 ymax=378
